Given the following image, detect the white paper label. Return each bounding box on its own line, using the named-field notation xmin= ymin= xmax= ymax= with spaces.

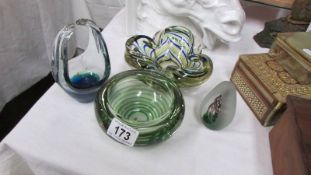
xmin=303 ymin=49 xmax=311 ymax=56
xmin=107 ymin=118 xmax=139 ymax=146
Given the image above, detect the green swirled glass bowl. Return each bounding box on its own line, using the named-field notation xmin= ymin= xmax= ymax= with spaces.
xmin=95 ymin=70 xmax=185 ymax=146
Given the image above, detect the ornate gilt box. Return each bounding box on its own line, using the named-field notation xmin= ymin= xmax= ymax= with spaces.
xmin=270 ymin=32 xmax=311 ymax=84
xmin=231 ymin=32 xmax=311 ymax=126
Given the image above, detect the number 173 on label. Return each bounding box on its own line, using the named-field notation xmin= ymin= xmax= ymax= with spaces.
xmin=107 ymin=118 xmax=139 ymax=146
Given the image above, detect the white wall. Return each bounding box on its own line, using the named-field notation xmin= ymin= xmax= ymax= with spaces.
xmin=0 ymin=0 xmax=125 ymax=111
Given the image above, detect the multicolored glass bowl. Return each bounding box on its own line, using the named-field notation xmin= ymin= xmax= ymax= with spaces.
xmin=95 ymin=70 xmax=185 ymax=146
xmin=125 ymin=26 xmax=213 ymax=88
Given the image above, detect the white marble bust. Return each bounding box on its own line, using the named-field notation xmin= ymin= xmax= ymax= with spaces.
xmin=126 ymin=0 xmax=246 ymax=49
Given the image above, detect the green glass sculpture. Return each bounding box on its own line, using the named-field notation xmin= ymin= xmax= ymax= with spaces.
xmin=95 ymin=70 xmax=184 ymax=146
xmin=200 ymin=81 xmax=237 ymax=130
xmin=125 ymin=26 xmax=213 ymax=88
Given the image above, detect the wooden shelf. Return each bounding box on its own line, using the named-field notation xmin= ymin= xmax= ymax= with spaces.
xmin=245 ymin=0 xmax=295 ymax=9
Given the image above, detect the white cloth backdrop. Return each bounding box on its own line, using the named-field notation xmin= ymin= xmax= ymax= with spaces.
xmin=0 ymin=0 xmax=125 ymax=111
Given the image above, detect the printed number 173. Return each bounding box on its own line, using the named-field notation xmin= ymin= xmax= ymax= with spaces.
xmin=115 ymin=126 xmax=131 ymax=140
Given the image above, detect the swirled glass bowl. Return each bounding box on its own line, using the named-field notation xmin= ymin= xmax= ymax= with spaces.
xmin=95 ymin=70 xmax=185 ymax=146
xmin=125 ymin=26 xmax=213 ymax=88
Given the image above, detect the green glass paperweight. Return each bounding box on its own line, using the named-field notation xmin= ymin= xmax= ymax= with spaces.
xmin=125 ymin=26 xmax=213 ymax=88
xmin=200 ymin=81 xmax=237 ymax=130
xmin=95 ymin=70 xmax=184 ymax=146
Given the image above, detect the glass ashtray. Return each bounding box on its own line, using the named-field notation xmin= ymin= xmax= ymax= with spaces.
xmin=95 ymin=70 xmax=185 ymax=146
xmin=125 ymin=26 xmax=213 ymax=88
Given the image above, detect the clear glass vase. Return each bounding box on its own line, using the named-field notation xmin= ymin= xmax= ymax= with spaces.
xmin=51 ymin=19 xmax=110 ymax=102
